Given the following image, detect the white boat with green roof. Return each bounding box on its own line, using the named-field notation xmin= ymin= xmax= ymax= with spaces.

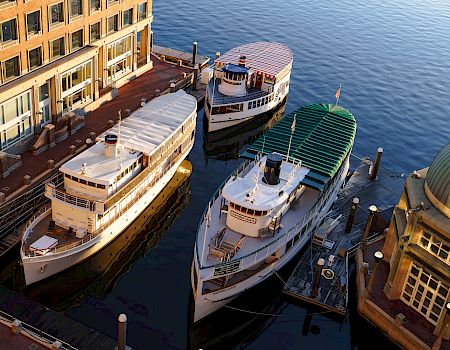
xmin=191 ymin=104 xmax=357 ymax=322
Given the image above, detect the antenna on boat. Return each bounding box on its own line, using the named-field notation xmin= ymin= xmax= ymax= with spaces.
xmin=117 ymin=110 xmax=121 ymax=149
xmin=286 ymin=114 xmax=296 ymax=162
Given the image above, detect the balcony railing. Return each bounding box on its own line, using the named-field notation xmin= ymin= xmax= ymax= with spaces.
xmin=45 ymin=183 xmax=100 ymax=212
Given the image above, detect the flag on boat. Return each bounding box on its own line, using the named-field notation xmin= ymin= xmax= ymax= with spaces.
xmin=335 ymin=84 xmax=341 ymax=100
xmin=291 ymin=115 xmax=296 ymax=133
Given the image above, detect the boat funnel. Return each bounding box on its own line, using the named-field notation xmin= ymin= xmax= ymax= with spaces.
xmin=104 ymin=134 xmax=118 ymax=158
xmin=238 ymin=55 xmax=246 ymax=67
xmin=263 ymin=153 xmax=282 ymax=185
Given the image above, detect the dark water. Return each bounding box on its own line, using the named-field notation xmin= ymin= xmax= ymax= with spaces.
xmin=8 ymin=0 xmax=450 ymax=349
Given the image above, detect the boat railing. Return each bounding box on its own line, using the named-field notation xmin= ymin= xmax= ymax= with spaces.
xmin=0 ymin=310 xmax=77 ymax=350
xmin=46 ymin=183 xmax=97 ymax=211
xmin=204 ymin=155 xmax=349 ymax=274
xmin=23 ymin=146 xmax=192 ymax=258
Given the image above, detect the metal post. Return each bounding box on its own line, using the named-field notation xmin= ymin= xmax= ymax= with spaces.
xmin=310 ymin=258 xmax=325 ymax=298
xmin=192 ymin=41 xmax=198 ymax=66
xmin=370 ymin=147 xmax=383 ymax=180
xmin=361 ymin=205 xmax=378 ymax=253
xmin=193 ymin=64 xmax=199 ymax=91
xmin=364 ymin=251 xmax=383 ymax=299
xmin=345 ymin=197 xmax=359 ymax=233
xmin=117 ymin=313 xmax=127 ymax=350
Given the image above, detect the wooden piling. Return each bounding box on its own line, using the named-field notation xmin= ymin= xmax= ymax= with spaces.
xmin=310 ymin=258 xmax=325 ymax=298
xmin=361 ymin=205 xmax=378 ymax=253
xmin=117 ymin=314 xmax=127 ymax=350
xmin=345 ymin=197 xmax=359 ymax=233
xmin=192 ymin=41 xmax=198 ymax=66
xmin=370 ymin=147 xmax=383 ymax=180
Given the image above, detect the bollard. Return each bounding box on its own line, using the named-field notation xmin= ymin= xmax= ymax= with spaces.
xmin=345 ymin=197 xmax=359 ymax=233
xmin=51 ymin=341 xmax=62 ymax=350
xmin=124 ymin=109 xmax=131 ymax=117
xmin=107 ymin=119 xmax=114 ymax=128
xmin=215 ymin=51 xmax=221 ymax=59
xmin=370 ymin=147 xmax=383 ymax=180
xmin=140 ymin=98 xmax=146 ymax=107
xmin=310 ymin=258 xmax=325 ymax=298
xmin=0 ymin=192 xmax=5 ymax=204
xmin=193 ymin=64 xmax=199 ymax=91
xmin=11 ymin=319 xmax=21 ymax=335
xmin=47 ymin=159 xmax=55 ymax=169
xmin=364 ymin=251 xmax=383 ymax=299
xmin=361 ymin=205 xmax=377 ymax=253
xmin=69 ymin=145 xmax=76 ymax=154
xmin=86 ymin=138 xmax=93 ymax=147
xmin=169 ymin=82 xmax=176 ymax=93
xmin=24 ymin=175 xmax=31 ymax=185
xmin=89 ymin=131 xmax=96 ymax=141
xmin=154 ymin=89 xmax=160 ymax=97
xmin=192 ymin=41 xmax=198 ymax=66
xmin=117 ymin=314 xmax=127 ymax=350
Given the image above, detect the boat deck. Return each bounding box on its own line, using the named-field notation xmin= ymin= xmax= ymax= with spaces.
xmin=282 ymin=160 xmax=405 ymax=316
xmin=23 ymin=212 xmax=79 ymax=255
xmin=207 ymin=78 xmax=270 ymax=106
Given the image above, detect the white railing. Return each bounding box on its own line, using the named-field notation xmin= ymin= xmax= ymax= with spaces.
xmin=46 ymin=183 xmax=96 ymax=211
xmin=22 ymin=141 xmax=193 ymax=258
xmin=199 ymin=154 xmax=350 ymax=275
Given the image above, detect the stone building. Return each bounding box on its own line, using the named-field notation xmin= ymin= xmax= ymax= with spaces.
xmin=0 ymin=0 xmax=153 ymax=154
xmin=357 ymin=142 xmax=450 ymax=349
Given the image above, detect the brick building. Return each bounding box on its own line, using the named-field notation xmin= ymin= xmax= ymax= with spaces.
xmin=0 ymin=0 xmax=153 ymax=153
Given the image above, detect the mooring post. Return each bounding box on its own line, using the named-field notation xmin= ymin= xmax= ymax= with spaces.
xmin=364 ymin=251 xmax=383 ymax=299
xmin=192 ymin=41 xmax=198 ymax=66
xmin=370 ymin=147 xmax=383 ymax=180
xmin=345 ymin=197 xmax=359 ymax=233
xmin=361 ymin=205 xmax=378 ymax=254
xmin=215 ymin=51 xmax=221 ymax=59
xmin=310 ymin=258 xmax=325 ymax=298
xmin=169 ymin=82 xmax=176 ymax=93
xmin=117 ymin=313 xmax=127 ymax=350
xmin=193 ymin=64 xmax=199 ymax=91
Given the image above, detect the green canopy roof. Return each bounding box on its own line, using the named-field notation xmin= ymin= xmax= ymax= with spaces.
xmin=243 ymin=104 xmax=357 ymax=191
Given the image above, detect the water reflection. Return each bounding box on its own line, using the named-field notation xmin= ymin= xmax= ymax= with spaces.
xmin=203 ymin=99 xmax=286 ymax=160
xmin=9 ymin=161 xmax=192 ymax=311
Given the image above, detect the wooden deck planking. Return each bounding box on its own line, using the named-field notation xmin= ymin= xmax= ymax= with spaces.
xmin=282 ymin=159 xmax=405 ymax=315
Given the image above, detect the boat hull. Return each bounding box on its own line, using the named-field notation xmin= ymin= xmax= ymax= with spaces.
xmin=22 ymin=154 xmax=188 ymax=286
xmin=193 ymin=157 xmax=349 ymax=322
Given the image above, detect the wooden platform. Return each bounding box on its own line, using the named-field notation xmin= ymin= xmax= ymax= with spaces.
xmin=282 ymin=158 xmax=405 ymax=316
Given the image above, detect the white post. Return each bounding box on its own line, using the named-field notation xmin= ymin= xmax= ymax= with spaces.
xmin=117 ymin=314 xmax=127 ymax=350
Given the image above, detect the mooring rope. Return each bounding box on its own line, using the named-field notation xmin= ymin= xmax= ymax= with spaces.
xmin=224 ymin=304 xmax=336 ymax=317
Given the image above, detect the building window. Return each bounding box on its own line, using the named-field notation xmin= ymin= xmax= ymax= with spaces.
xmin=1 ymin=18 xmax=17 ymax=43
xmin=26 ymin=11 xmax=41 ymax=37
xmin=49 ymin=2 xmax=64 ymax=27
xmin=69 ymin=0 xmax=83 ymax=19
xmin=123 ymin=8 xmax=133 ymax=27
xmin=138 ymin=2 xmax=147 ymax=21
xmin=419 ymin=231 xmax=450 ymax=262
xmin=61 ymin=61 xmax=93 ymax=113
xmin=71 ymin=29 xmax=83 ymax=51
xmin=50 ymin=37 xmax=65 ymax=60
xmin=90 ymin=22 xmax=101 ymax=42
xmin=2 ymin=56 xmax=20 ymax=81
xmin=28 ymin=46 xmax=42 ymax=70
xmin=0 ymin=91 xmax=33 ymax=150
xmin=401 ymin=263 xmax=449 ymax=325
xmin=107 ymin=14 xmax=118 ymax=34
xmin=106 ymin=35 xmax=132 ymax=83
xmin=108 ymin=0 xmax=119 ymax=7
xmin=0 ymin=0 xmax=16 ymax=7
xmin=89 ymin=0 xmax=100 ymax=13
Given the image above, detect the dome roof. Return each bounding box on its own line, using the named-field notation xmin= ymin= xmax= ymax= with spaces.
xmin=425 ymin=142 xmax=450 ymax=215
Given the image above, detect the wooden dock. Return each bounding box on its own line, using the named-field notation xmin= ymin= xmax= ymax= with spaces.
xmin=282 ymin=157 xmax=405 ymax=315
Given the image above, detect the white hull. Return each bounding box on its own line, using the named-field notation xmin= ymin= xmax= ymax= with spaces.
xmin=192 ymin=157 xmax=349 ymax=322
xmin=22 ymin=153 xmax=188 ymax=285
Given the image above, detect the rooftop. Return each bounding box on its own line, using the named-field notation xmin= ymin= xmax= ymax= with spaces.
xmin=215 ymin=42 xmax=293 ymax=78
xmin=243 ymin=104 xmax=357 ymax=191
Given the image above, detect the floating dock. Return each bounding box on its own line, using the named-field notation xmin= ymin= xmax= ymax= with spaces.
xmin=282 ymin=158 xmax=405 ymax=315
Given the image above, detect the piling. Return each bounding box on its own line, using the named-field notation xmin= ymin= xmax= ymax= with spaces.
xmin=192 ymin=41 xmax=198 ymax=66
xmin=124 ymin=109 xmax=131 ymax=117
xmin=107 ymin=120 xmax=114 ymax=129
xmin=361 ymin=205 xmax=378 ymax=253
xmin=117 ymin=314 xmax=127 ymax=350
xmin=23 ymin=175 xmax=31 ymax=185
xmin=310 ymin=258 xmax=325 ymax=298
xmin=85 ymin=138 xmax=93 ymax=147
xmin=364 ymin=250 xmax=383 ymax=298
xmin=370 ymin=147 xmax=383 ymax=180
xmin=69 ymin=145 xmax=76 ymax=155
xmin=89 ymin=131 xmax=96 ymax=141
xmin=345 ymin=197 xmax=359 ymax=233
xmin=215 ymin=51 xmax=221 ymax=59
xmin=0 ymin=192 xmax=5 ymax=203
xmin=193 ymin=64 xmax=199 ymax=91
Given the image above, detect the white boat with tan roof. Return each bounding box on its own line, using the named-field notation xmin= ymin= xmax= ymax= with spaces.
xmin=21 ymin=90 xmax=197 ymax=285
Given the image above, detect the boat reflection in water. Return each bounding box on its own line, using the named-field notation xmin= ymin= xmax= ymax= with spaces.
xmin=17 ymin=160 xmax=192 ymax=310
xmin=203 ymin=98 xmax=286 ymax=160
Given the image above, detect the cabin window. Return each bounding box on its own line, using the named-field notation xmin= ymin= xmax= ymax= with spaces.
xmin=65 ymin=174 xmax=71 ymax=179
xmin=79 ymin=179 xmax=87 ymax=185
xmin=286 ymin=239 xmax=293 ymax=252
xmin=248 ymin=102 xmax=252 ymax=110
xmin=252 ymin=101 xmax=256 ymax=108
xmin=191 ymin=130 xmax=194 ymax=140
xmin=98 ymin=184 xmax=106 ymax=189
xmin=88 ymin=181 xmax=95 ymax=187
xmin=257 ymin=100 xmax=261 ymax=107
xmin=255 ymin=210 xmax=261 ymax=216
xmin=235 ymin=204 xmax=241 ymax=211
xmin=248 ymin=209 xmax=254 ymax=215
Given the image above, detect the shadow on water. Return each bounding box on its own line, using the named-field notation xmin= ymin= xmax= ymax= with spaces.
xmin=1 ymin=163 xmax=192 ymax=312
xmin=203 ymin=99 xmax=286 ymax=160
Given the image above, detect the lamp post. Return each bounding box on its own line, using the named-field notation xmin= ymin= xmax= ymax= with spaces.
xmin=364 ymin=250 xmax=383 ymax=299
xmin=361 ymin=205 xmax=378 ymax=253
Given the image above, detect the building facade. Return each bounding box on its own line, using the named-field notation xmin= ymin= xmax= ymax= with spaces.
xmin=382 ymin=142 xmax=450 ymax=339
xmin=0 ymin=0 xmax=153 ymax=153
